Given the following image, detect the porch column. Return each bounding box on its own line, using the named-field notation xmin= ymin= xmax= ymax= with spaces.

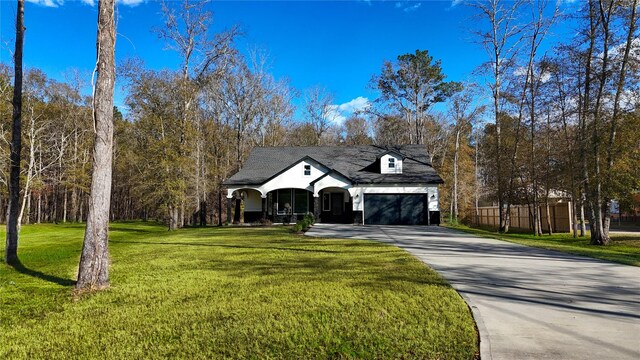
xmin=261 ymin=195 xmax=267 ymax=221
xmin=313 ymin=195 xmax=321 ymax=223
xmin=226 ymin=196 xmax=232 ymax=224
xmin=427 ymin=189 xmax=431 ymax=226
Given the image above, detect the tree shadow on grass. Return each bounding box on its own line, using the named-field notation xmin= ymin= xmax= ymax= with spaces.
xmin=110 ymin=239 xmax=342 ymax=254
xmin=9 ymin=258 xmax=76 ymax=286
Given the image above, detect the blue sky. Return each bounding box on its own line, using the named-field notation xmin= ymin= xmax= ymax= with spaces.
xmin=0 ymin=0 xmax=578 ymax=121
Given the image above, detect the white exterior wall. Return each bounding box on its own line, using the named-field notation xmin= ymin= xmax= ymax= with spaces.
xmin=260 ymin=159 xmax=326 ymax=194
xmin=351 ymin=185 xmax=439 ymax=211
xmin=313 ymin=173 xmax=351 ymax=196
xmin=380 ymin=154 xmax=402 ymax=174
xmin=227 ymin=158 xmax=327 ymax=198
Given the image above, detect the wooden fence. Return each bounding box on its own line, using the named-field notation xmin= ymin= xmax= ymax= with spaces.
xmin=468 ymin=202 xmax=573 ymax=233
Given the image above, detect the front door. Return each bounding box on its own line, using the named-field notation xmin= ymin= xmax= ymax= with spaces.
xmin=331 ymin=193 xmax=343 ymax=216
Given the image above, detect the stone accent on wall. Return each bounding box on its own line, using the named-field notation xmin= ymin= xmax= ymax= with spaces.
xmin=352 ymin=211 xmax=363 ymax=225
xmin=313 ymin=197 xmax=321 ymax=222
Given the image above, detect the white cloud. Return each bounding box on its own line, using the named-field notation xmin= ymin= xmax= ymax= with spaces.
xmin=394 ymin=1 xmax=421 ymax=13
xmin=513 ymin=66 xmax=551 ymax=83
xmin=451 ymin=0 xmax=465 ymax=6
xmin=404 ymin=3 xmax=421 ymax=12
xmin=325 ymin=97 xmax=370 ymax=125
xmin=81 ymin=0 xmax=94 ymax=5
xmin=26 ymin=0 xmax=64 ymax=7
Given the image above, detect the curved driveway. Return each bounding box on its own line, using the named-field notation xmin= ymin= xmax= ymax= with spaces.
xmin=306 ymin=224 xmax=640 ymax=360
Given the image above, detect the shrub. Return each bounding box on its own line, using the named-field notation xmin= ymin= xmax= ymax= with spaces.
xmin=291 ymin=214 xmax=315 ymax=234
xmin=303 ymin=214 xmax=315 ymax=227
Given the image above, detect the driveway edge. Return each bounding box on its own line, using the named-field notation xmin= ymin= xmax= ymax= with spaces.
xmin=455 ymin=284 xmax=491 ymax=360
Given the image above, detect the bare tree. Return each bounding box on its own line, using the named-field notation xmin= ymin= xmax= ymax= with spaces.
xmin=603 ymin=0 xmax=638 ymax=235
xmin=448 ymin=87 xmax=485 ymax=223
xmin=523 ymin=0 xmax=559 ymax=236
xmin=5 ymin=0 xmax=24 ymax=265
xmin=157 ymin=0 xmax=238 ymax=227
xmin=470 ymin=0 xmax=525 ymax=232
xmin=303 ymin=86 xmax=336 ymax=145
xmin=586 ymin=0 xmax=615 ymax=245
xmin=343 ymin=117 xmax=373 ymax=145
xmin=76 ymin=0 xmax=116 ymax=290
xmin=422 ymin=112 xmax=452 ymax=166
xmin=373 ymin=115 xmax=410 ymax=146
xmin=548 ymin=54 xmax=582 ymax=237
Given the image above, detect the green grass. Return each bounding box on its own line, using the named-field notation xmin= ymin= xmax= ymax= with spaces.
xmin=1 ymin=222 xmax=478 ymax=359
xmin=445 ymin=223 xmax=640 ymax=266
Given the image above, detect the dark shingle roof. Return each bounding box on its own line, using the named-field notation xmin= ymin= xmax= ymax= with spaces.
xmin=223 ymin=145 xmax=444 ymax=186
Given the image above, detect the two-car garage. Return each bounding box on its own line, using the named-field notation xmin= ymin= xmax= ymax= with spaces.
xmin=363 ymin=194 xmax=439 ymax=225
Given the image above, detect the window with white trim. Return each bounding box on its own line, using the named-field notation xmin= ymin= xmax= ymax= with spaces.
xmin=303 ymin=164 xmax=311 ymax=176
xmin=388 ymin=157 xmax=395 ymax=169
xmin=322 ymin=193 xmax=331 ymax=211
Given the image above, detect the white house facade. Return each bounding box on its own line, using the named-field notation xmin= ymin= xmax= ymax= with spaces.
xmin=223 ymin=145 xmax=443 ymax=225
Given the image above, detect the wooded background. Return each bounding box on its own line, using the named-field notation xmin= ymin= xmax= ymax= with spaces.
xmin=0 ymin=0 xmax=638 ymax=244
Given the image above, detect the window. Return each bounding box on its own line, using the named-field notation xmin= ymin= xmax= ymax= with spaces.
xmin=303 ymin=164 xmax=311 ymax=176
xmin=277 ymin=189 xmax=292 ymax=214
xmin=294 ymin=189 xmax=309 ymax=214
xmin=276 ymin=189 xmax=311 ymax=214
xmin=388 ymin=157 xmax=396 ymax=168
xmin=322 ymin=193 xmax=331 ymax=211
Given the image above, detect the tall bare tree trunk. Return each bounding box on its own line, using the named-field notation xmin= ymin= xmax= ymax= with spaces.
xmin=589 ymin=0 xmax=614 ymax=245
xmin=471 ymin=0 xmax=528 ymax=233
xmin=76 ymin=0 xmax=116 ymax=290
xmin=530 ymin=81 xmax=539 ymax=237
xmin=603 ymin=0 xmax=637 ymax=236
xmin=556 ymin=66 xmax=579 ymax=238
xmin=62 ymin=187 xmax=68 ymax=223
xmin=545 ymin=111 xmax=552 ymax=235
xmin=18 ymin=108 xmax=36 ymax=230
xmin=25 ymin=192 xmax=30 ymax=225
xmin=453 ymin=128 xmax=460 ymax=223
xmin=579 ymin=0 xmax=598 ymax=243
xmin=475 ymin=130 xmax=479 ymax=224
xmin=5 ymin=0 xmax=25 ymax=265
xmin=37 ymin=192 xmax=42 ymax=224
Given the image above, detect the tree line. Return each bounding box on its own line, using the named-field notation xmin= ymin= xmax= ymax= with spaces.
xmin=2 ymin=0 xmax=638 ymax=275
xmin=470 ymin=0 xmax=639 ymax=245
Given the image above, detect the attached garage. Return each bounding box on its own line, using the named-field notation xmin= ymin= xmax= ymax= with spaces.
xmin=224 ymin=145 xmax=444 ymax=226
xmin=364 ymin=194 xmax=437 ymax=225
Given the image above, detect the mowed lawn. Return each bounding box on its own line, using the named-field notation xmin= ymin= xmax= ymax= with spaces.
xmin=1 ymin=223 xmax=478 ymax=359
xmin=446 ymin=223 xmax=640 ymax=266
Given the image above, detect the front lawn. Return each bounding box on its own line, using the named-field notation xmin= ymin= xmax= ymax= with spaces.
xmin=1 ymin=223 xmax=477 ymax=359
xmin=445 ymin=223 xmax=640 ymax=266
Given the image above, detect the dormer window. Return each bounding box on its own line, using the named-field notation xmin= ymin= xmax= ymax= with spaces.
xmin=303 ymin=164 xmax=311 ymax=176
xmin=381 ymin=153 xmax=402 ymax=174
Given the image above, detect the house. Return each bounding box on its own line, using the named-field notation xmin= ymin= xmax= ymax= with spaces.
xmin=222 ymin=145 xmax=443 ymax=225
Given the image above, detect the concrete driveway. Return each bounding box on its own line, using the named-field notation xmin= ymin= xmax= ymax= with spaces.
xmin=306 ymin=224 xmax=640 ymax=360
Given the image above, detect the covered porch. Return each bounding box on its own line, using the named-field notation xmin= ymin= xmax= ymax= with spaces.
xmin=226 ymin=186 xmax=355 ymax=224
